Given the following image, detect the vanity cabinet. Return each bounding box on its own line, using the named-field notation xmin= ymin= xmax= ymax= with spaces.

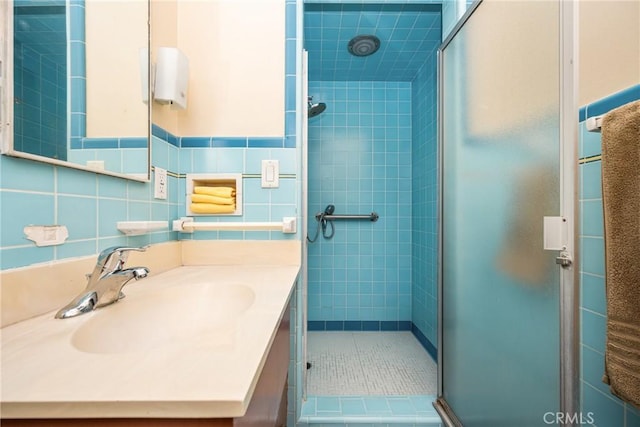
xmin=3 ymin=303 xmax=291 ymax=427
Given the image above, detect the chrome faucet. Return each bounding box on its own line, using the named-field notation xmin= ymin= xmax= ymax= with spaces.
xmin=55 ymin=246 xmax=150 ymax=319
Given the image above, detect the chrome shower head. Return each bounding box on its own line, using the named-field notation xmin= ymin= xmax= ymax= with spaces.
xmin=308 ymin=96 xmax=326 ymax=118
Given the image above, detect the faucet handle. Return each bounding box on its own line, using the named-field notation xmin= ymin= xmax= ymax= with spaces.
xmin=98 ymin=245 xmax=149 ymax=259
xmin=94 ymin=245 xmax=149 ymax=275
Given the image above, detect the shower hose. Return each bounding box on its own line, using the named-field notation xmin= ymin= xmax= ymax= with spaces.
xmin=307 ymin=205 xmax=335 ymax=243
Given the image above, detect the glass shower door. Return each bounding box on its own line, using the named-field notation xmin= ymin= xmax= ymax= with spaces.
xmin=436 ymin=0 xmax=576 ymax=425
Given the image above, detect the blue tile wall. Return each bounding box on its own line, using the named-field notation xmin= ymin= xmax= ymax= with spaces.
xmin=285 ymin=0 xmax=298 ymax=152
xmin=579 ymin=84 xmax=640 ymax=427
xmin=2 ymin=0 xmax=299 ymax=272
xmin=304 ymin=4 xmax=441 ymax=81
xmin=298 ymin=395 xmax=441 ymax=426
xmin=13 ymin=2 xmax=67 ymax=161
xmin=0 ymin=137 xmax=180 ymax=270
xmin=410 ymin=50 xmax=438 ymax=349
xmin=68 ymin=1 xmax=86 ymax=152
xmin=175 ymin=145 xmax=298 ymax=242
xmin=306 ymin=81 xmax=412 ymax=324
xmin=144 ymin=1 xmax=298 ymax=244
xmin=307 ymin=320 xmax=412 ymax=331
xmin=151 ymin=124 xmax=179 ymax=147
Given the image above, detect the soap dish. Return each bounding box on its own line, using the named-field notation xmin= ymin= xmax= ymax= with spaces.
xmin=117 ymin=221 xmax=168 ymax=236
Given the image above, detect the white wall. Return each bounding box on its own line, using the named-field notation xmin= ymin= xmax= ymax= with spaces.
xmin=151 ymin=0 xmax=179 ymax=135
xmin=85 ymin=1 xmax=148 ymax=137
xmin=150 ymin=0 xmax=285 ymax=138
xmin=176 ymin=0 xmax=285 ymax=137
xmin=579 ymin=0 xmax=640 ymax=105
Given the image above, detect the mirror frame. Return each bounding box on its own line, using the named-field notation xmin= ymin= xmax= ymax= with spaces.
xmin=0 ymin=0 xmax=151 ymax=183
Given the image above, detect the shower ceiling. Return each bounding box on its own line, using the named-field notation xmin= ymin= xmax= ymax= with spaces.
xmin=304 ymin=3 xmax=442 ymax=81
xmin=14 ymin=0 xmax=66 ymax=66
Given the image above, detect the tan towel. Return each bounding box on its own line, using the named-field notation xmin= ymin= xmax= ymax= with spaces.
xmin=600 ymin=100 xmax=640 ymax=409
xmin=190 ymin=203 xmax=236 ymax=214
xmin=191 ymin=193 xmax=235 ymax=205
xmin=194 ymin=186 xmax=236 ymax=198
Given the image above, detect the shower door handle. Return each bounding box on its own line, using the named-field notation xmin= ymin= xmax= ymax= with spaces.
xmin=555 ymin=251 xmax=573 ymax=268
xmin=544 ymin=217 xmax=572 ymax=268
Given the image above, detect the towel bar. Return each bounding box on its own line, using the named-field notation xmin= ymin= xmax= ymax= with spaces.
xmin=172 ymin=217 xmax=297 ymax=233
xmin=586 ymin=115 xmax=603 ymax=132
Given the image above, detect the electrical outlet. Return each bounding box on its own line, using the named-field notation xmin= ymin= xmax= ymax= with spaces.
xmin=154 ymin=167 xmax=168 ymax=200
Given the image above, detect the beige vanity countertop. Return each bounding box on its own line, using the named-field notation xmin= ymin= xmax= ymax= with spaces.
xmin=0 ymin=263 xmax=300 ymax=419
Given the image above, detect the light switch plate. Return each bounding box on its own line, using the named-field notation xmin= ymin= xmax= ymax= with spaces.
xmin=261 ymin=160 xmax=279 ymax=188
xmin=154 ymin=167 xmax=168 ymax=199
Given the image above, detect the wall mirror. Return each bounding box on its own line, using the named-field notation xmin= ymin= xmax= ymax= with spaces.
xmin=1 ymin=0 xmax=150 ymax=181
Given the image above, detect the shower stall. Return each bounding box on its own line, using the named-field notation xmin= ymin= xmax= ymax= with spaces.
xmin=299 ymin=0 xmax=578 ymax=425
xmin=302 ymin=2 xmax=442 ymax=402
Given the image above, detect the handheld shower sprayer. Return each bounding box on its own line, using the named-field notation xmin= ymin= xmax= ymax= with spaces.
xmin=307 ymin=204 xmax=336 ymax=243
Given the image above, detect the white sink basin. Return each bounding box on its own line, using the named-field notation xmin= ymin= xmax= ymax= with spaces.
xmin=71 ymin=282 xmax=255 ymax=354
xmin=1 ymin=263 xmax=301 ymax=419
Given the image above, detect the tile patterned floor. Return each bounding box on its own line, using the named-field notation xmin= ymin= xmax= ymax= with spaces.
xmin=306 ymin=332 xmax=437 ymax=396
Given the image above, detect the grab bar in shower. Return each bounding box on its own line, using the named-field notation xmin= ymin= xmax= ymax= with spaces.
xmin=315 ymin=212 xmax=379 ymax=222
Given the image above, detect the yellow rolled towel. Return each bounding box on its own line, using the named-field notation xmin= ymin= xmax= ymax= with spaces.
xmin=191 ymin=193 xmax=235 ymax=205
xmin=190 ymin=203 xmax=236 ymax=214
xmin=194 ymin=186 xmax=236 ymax=198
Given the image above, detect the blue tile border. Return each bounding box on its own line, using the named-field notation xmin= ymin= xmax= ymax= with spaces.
xmin=213 ymin=137 xmax=247 ymax=148
xmin=305 ymin=3 xmax=441 ymax=13
xmin=411 ymin=324 xmax=437 ymax=363
xmin=308 ymin=320 xmax=412 ymax=332
xmin=307 ymin=321 xmax=437 ymax=362
xmin=167 ymin=133 xmax=179 ymax=147
xmin=151 ymin=124 xmax=179 ymax=147
xmin=308 ymin=321 xmax=326 ymax=331
xmin=180 ymin=136 xmax=212 ymax=148
xmin=579 ymin=106 xmax=587 ymax=122
xmin=285 ymin=135 xmax=297 ymax=148
xmin=151 ymin=123 xmax=167 ymax=140
xmin=68 ymin=1 xmax=86 ymax=145
xmin=74 ymin=137 xmax=149 ymax=150
xmin=119 ymin=137 xmax=148 ymax=148
xmin=583 ymin=84 xmax=640 ymax=120
xmin=149 ymin=125 xmax=292 ymax=149
xmin=82 ymin=138 xmax=118 ymax=149
xmin=248 ymin=137 xmax=285 ymax=148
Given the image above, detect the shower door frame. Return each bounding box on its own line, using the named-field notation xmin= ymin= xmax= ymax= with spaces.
xmin=301 ymin=48 xmax=309 ymax=400
xmin=435 ymin=0 xmax=579 ymax=424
